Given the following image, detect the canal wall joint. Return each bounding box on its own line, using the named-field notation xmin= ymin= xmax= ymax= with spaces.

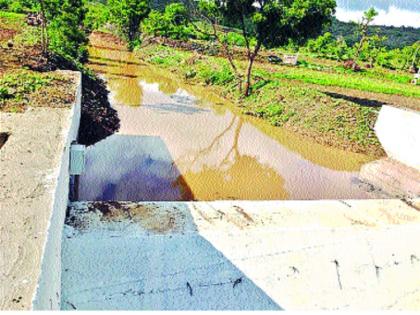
xmin=31 ymin=71 xmax=82 ymax=310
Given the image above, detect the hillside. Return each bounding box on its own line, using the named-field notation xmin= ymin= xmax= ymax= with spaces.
xmin=330 ymin=17 xmax=420 ymax=49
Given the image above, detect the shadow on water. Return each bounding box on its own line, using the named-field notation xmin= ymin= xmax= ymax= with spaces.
xmin=77 ymin=135 xmax=193 ymax=201
xmin=62 ymin=201 xmax=283 ymax=310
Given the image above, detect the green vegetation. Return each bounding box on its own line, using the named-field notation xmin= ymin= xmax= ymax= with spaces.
xmin=330 ymin=18 xmax=420 ymax=50
xmin=270 ymin=68 xmax=420 ymax=98
xmin=0 ymin=70 xmax=74 ymax=112
xmin=84 ymin=1 xmax=110 ymax=32
xmin=46 ymin=0 xmax=88 ymax=62
xmin=142 ymin=3 xmax=193 ymax=40
xmin=188 ymin=0 xmax=336 ymax=96
xmin=108 ymin=0 xmax=150 ymax=50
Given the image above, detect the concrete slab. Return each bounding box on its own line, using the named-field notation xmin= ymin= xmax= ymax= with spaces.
xmin=62 ymin=199 xmax=420 ymax=310
xmin=0 ymin=71 xmax=81 ymax=310
xmin=375 ymin=105 xmax=420 ymax=170
xmin=360 ymin=158 xmax=420 ymax=198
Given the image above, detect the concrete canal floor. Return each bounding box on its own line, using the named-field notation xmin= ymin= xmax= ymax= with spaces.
xmin=61 ymin=199 xmax=420 ymax=310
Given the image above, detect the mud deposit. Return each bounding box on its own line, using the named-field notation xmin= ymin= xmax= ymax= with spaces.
xmin=77 ymin=35 xmax=383 ymax=201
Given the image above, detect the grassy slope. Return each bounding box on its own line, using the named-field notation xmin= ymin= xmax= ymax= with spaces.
xmin=0 ymin=11 xmax=76 ymax=112
xmin=136 ymin=44 xmax=419 ymax=157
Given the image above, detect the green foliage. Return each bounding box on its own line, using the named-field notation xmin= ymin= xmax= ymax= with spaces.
xmin=0 ymin=71 xmax=53 ymax=111
xmin=376 ymin=42 xmax=419 ymax=71
xmin=272 ymin=68 xmax=420 ymax=98
xmin=305 ymin=32 xmax=349 ymax=60
xmin=215 ymin=0 xmax=337 ymax=48
xmin=108 ymin=0 xmax=150 ymax=50
xmin=47 ymin=0 xmax=88 ymax=61
xmin=84 ymin=1 xmax=110 ymax=31
xmin=198 ymin=63 xmax=235 ymax=85
xmin=142 ymin=3 xmax=194 ymax=40
xmin=195 ymin=0 xmax=336 ymax=96
xmin=0 ymin=0 xmax=37 ymax=13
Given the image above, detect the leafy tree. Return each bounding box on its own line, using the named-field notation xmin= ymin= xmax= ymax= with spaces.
xmin=142 ymin=3 xmax=193 ymax=40
xmin=84 ymin=1 xmax=111 ymax=32
xmin=306 ymin=32 xmax=349 ymax=61
xmin=108 ymin=0 xmax=150 ymax=50
xmin=189 ymin=0 xmax=336 ymax=96
xmin=352 ymin=7 xmax=378 ymax=65
xmin=47 ymin=0 xmax=88 ymax=61
xmin=358 ymin=34 xmax=386 ymax=67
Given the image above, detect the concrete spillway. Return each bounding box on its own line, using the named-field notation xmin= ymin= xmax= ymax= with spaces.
xmin=61 ymin=200 xmax=420 ymax=310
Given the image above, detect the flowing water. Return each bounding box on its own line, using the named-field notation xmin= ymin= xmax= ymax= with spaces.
xmin=78 ymin=38 xmax=381 ymax=201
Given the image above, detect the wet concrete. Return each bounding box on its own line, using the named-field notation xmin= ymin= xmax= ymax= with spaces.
xmin=79 ymin=37 xmax=382 ymax=201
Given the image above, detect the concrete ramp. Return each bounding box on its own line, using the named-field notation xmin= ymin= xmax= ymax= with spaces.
xmin=61 ymin=200 xmax=420 ymax=310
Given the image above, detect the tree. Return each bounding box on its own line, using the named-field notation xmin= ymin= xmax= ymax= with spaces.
xmin=109 ymin=0 xmax=150 ymax=50
xmin=142 ymin=3 xmax=193 ymax=40
xmin=352 ymin=7 xmax=378 ymax=66
xmin=189 ymin=0 xmax=336 ymax=96
xmin=19 ymin=0 xmax=88 ymax=61
xmin=47 ymin=0 xmax=88 ymax=61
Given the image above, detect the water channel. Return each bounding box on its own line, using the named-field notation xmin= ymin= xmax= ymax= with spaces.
xmin=78 ymin=37 xmax=381 ymax=201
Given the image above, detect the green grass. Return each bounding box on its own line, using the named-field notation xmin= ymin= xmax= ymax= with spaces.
xmin=0 ymin=10 xmax=40 ymax=47
xmin=270 ymin=68 xmax=420 ymax=98
xmin=0 ymin=71 xmax=54 ymax=111
xmin=0 ymin=10 xmax=23 ymax=20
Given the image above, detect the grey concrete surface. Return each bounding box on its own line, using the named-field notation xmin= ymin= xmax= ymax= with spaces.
xmin=0 ymin=71 xmax=81 ymax=310
xmin=62 ymin=199 xmax=420 ymax=310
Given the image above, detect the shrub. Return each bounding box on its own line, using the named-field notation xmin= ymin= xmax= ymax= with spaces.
xmin=47 ymin=0 xmax=88 ymax=62
xmin=142 ymin=3 xmax=193 ymax=40
xmin=84 ymin=1 xmax=110 ymax=32
xmin=305 ymin=32 xmax=350 ymax=61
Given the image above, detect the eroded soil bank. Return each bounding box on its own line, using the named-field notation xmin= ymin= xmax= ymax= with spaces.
xmin=76 ymin=34 xmax=386 ymax=201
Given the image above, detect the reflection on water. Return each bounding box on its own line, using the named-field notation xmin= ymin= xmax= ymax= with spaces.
xmin=79 ymin=38 xmax=380 ymax=201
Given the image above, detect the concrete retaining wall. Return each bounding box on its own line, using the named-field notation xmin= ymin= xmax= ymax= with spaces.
xmin=32 ymin=71 xmax=82 ymax=310
xmin=375 ymin=105 xmax=420 ymax=170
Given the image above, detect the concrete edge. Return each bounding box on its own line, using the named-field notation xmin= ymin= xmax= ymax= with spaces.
xmin=374 ymin=105 xmax=420 ymax=170
xmin=31 ymin=71 xmax=82 ymax=310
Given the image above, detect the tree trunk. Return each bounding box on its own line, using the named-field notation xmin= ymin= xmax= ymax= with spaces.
xmin=244 ymin=56 xmax=255 ymax=97
xmin=39 ymin=0 xmax=47 ymax=55
xmin=244 ymin=42 xmax=261 ymax=97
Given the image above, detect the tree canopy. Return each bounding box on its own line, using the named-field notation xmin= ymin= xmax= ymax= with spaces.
xmin=108 ymin=0 xmax=150 ymax=50
xmin=192 ymin=0 xmax=336 ymax=95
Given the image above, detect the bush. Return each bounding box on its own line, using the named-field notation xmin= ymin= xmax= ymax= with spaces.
xmin=47 ymin=0 xmax=88 ymax=62
xmin=84 ymin=2 xmax=110 ymax=32
xmin=142 ymin=3 xmax=193 ymax=40
xmin=305 ymin=32 xmax=350 ymax=61
xmin=199 ymin=64 xmax=234 ymax=85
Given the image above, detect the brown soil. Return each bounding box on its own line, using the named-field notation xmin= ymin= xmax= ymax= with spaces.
xmin=78 ymin=74 xmax=120 ymax=146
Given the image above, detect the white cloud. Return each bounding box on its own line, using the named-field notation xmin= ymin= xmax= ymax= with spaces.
xmin=335 ymin=5 xmax=420 ymax=28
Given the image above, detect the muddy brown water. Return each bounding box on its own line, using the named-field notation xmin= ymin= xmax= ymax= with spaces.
xmin=78 ymin=43 xmax=381 ymax=201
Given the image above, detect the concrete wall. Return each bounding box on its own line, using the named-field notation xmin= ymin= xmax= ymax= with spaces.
xmin=375 ymin=105 xmax=420 ymax=170
xmin=32 ymin=71 xmax=82 ymax=310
